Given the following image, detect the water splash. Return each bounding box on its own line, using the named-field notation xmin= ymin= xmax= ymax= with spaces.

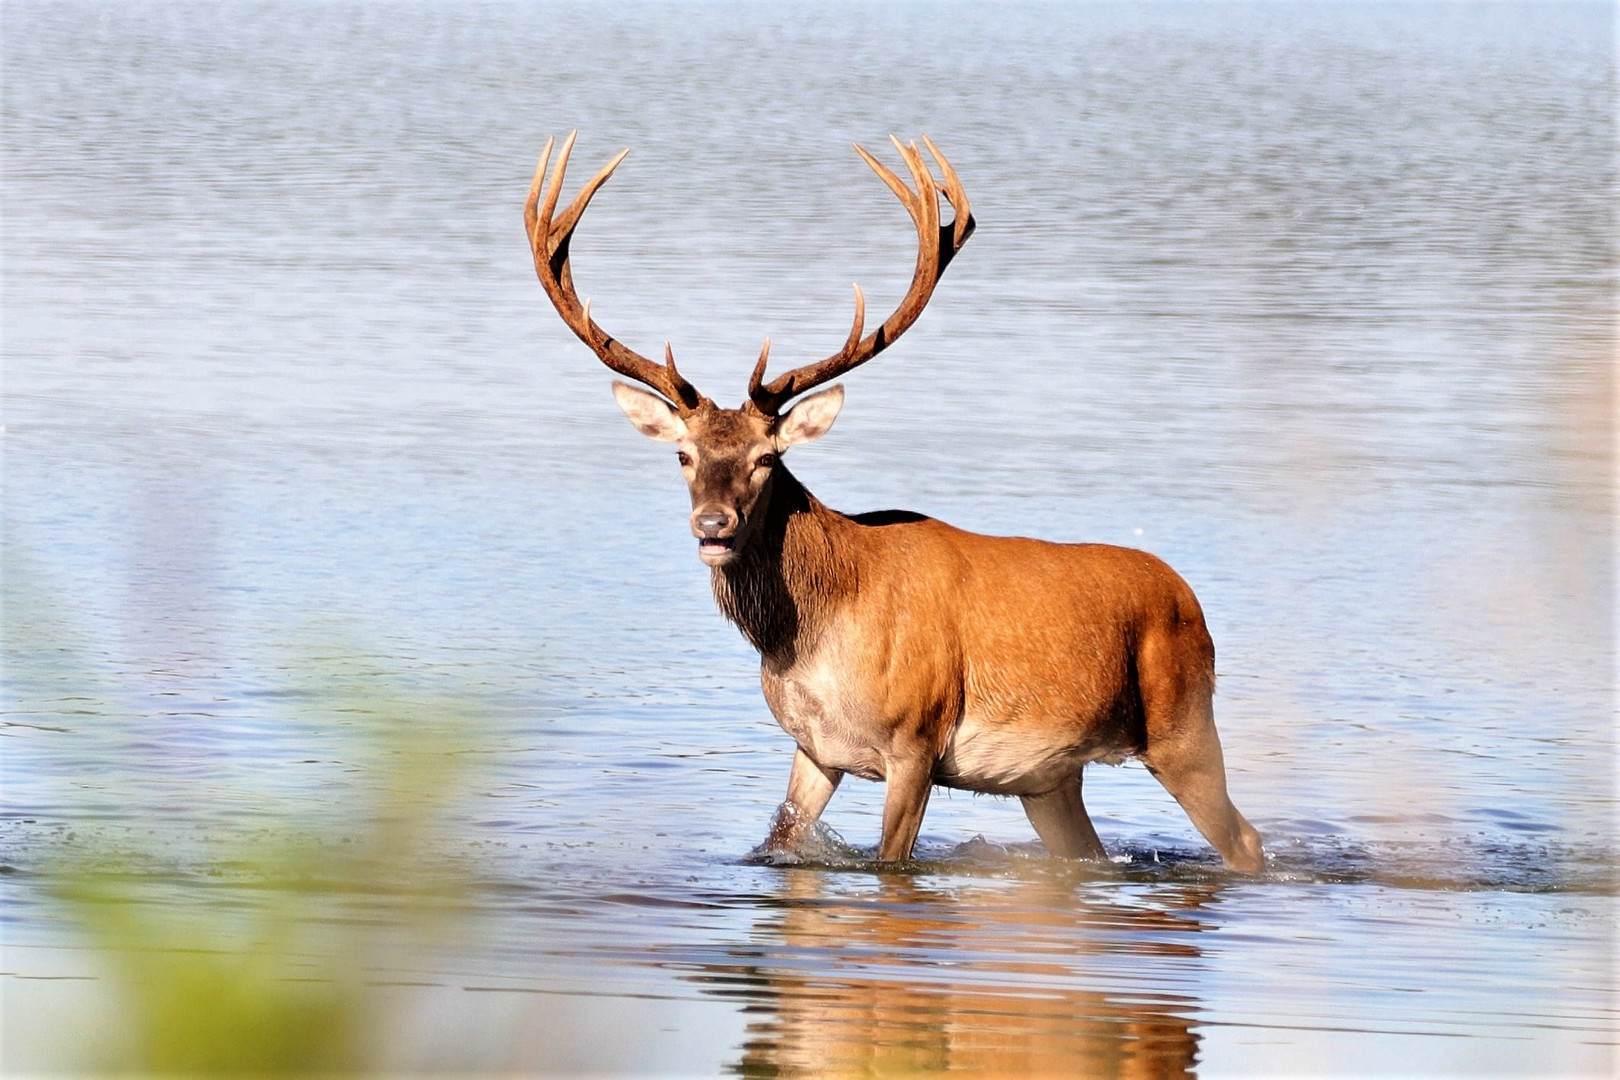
xmin=740 ymin=821 xmax=1616 ymax=895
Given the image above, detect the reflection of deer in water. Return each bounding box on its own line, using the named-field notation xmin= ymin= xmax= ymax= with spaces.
xmin=526 ymin=132 xmax=1264 ymax=871
xmin=695 ymin=869 xmax=1210 ymax=1078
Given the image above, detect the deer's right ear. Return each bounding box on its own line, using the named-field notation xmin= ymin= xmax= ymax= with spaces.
xmin=612 ymin=382 xmax=687 ymax=442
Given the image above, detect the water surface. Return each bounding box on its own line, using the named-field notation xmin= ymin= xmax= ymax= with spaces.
xmin=3 ymin=1 xmax=1615 ymax=1075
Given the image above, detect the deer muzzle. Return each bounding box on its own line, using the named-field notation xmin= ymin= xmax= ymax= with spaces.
xmin=691 ymin=509 xmax=741 ymax=565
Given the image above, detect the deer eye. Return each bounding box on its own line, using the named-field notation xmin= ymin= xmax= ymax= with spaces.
xmin=756 ymin=453 xmax=777 ymax=470
xmin=676 ymin=451 xmax=692 ymax=467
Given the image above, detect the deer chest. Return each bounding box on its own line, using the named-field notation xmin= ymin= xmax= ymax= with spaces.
xmin=758 ymin=655 xmax=887 ymax=782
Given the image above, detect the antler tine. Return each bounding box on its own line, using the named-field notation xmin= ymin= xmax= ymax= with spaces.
xmin=525 ymin=132 xmax=705 ymax=412
xmin=747 ymin=339 xmax=772 ymax=399
xmin=855 ymin=141 xmax=917 ymax=214
xmin=922 ymin=135 xmax=975 ymax=251
xmin=844 ymin=283 xmax=867 ymax=355
xmin=526 ymin=135 xmax=556 ymax=251
xmin=663 ymin=341 xmax=693 ymax=391
xmin=553 ymin=146 xmax=630 ymax=243
xmin=538 ymin=131 xmax=573 ymax=235
xmin=747 ymin=135 xmax=974 ymax=416
xmin=892 ymin=138 xmax=942 ymax=325
xmin=891 ymin=135 xmax=940 ymax=244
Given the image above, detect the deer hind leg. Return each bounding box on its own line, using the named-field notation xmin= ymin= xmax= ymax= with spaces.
xmin=1020 ymin=771 xmax=1107 ymax=859
xmin=763 ymin=747 xmax=842 ymax=851
xmin=1139 ymin=688 xmax=1265 ymax=873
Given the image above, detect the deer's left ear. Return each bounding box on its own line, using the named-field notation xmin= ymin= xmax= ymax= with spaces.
xmin=775 ymin=385 xmax=844 ymax=448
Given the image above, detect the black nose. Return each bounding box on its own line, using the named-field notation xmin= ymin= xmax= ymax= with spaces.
xmin=692 ymin=512 xmax=732 ymax=538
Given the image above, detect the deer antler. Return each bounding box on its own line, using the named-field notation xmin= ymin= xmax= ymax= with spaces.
xmin=525 ymin=132 xmax=706 ymax=412
xmin=746 ymin=135 xmax=974 ymax=417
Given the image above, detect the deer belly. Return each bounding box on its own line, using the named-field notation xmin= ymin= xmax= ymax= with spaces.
xmin=936 ymin=717 xmax=1127 ymax=796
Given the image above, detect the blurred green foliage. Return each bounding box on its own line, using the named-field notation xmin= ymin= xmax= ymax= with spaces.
xmin=54 ymin=869 xmax=361 ymax=1073
xmin=48 ymin=683 xmax=484 ymax=1075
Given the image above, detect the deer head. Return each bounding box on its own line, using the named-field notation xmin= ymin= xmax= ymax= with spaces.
xmin=524 ymin=132 xmax=973 ymax=565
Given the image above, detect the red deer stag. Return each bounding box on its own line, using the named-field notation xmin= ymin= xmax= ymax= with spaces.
xmin=524 ymin=132 xmax=1265 ymax=872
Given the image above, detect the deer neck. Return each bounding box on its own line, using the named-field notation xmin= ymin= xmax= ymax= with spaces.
xmin=711 ymin=465 xmax=855 ymax=661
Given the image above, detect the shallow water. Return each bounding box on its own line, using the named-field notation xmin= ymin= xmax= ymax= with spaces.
xmin=2 ymin=1 xmax=1615 ymax=1075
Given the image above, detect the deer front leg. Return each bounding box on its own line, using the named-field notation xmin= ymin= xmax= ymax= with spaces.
xmin=763 ymin=747 xmax=842 ymax=851
xmin=876 ymin=754 xmax=935 ymax=861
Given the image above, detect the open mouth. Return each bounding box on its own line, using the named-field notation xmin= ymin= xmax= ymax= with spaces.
xmin=697 ymin=537 xmax=736 ymax=562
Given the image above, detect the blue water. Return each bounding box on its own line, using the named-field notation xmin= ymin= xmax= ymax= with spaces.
xmin=3 ymin=2 xmax=1614 ymax=1074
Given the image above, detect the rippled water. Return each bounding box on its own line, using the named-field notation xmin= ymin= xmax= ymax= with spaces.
xmin=3 ymin=1 xmax=1615 ymax=1075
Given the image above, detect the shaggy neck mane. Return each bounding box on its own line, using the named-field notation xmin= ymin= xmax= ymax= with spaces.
xmin=711 ymin=465 xmax=856 ymax=660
